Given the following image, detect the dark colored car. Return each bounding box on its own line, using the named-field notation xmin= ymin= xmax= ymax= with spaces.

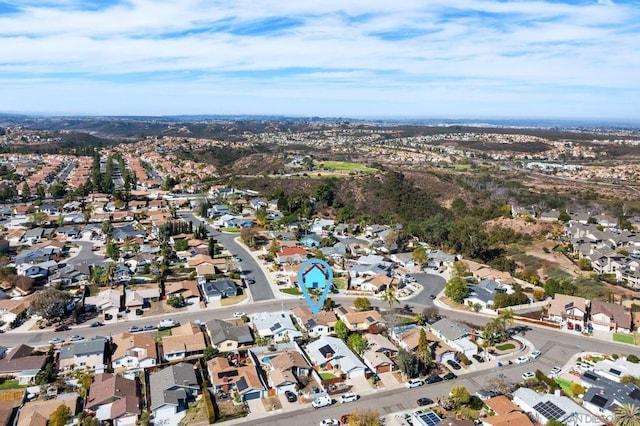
xmin=135 ymin=308 xmax=144 ymax=316
xmin=425 ymin=375 xmax=443 ymax=384
xmin=447 ymin=360 xmax=462 ymax=370
xmin=473 ymin=354 xmax=485 ymax=363
xmin=284 ymin=391 xmax=297 ymax=402
xmin=417 ymin=397 xmax=434 ymax=406
xmin=54 ymin=325 xmax=70 ymax=332
xmin=443 ymin=372 xmax=457 ymax=380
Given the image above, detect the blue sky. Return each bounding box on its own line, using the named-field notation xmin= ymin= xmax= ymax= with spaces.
xmin=0 ymin=0 xmax=639 ymax=119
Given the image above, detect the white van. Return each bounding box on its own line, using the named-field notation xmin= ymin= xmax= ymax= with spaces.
xmin=312 ymin=395 xmax=332 ymax=409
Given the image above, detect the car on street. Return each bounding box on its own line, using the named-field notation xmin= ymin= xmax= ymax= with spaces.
xmin=49 ymin=337 xmax=64 ymax=344
xmin=284 ymin=390 xmax=297 ymax=402
xmin=233 ymin=312 xmax=246 ymax=318
xmin=442 ymin=372 xmax=457 ymax=380
xmin=426 ymin=375 xmax=443 ymax=384
xmin=515 ymin=356 xmax=529 ymax=364
xmin=530 ymin=350 xmax=542 ymax=359
xmin=338 ymin=392 xmax=359 ymax=403
xmin=128 ymin=326 xmax=143 ymax=332
xmin=54 ymin=325 xmax=70 ymax=332
xmin=447 ymin=360 xmax=462 ymax=370
xmin=429 ymin=294 xmax=436 ymax=299
xmin=476 ymin=390 xmax=497 ymax=401
xmin=246 ymin=278 xmax=255 ymax=285
xmin=320 ymin=420 xmax=339 ymax=426
xmin=143 ymin=325 xmax=157 ymax=331
xmin=69 ymin=335 xmax=84 ymax=341
xmin=417 ymin=397 xmax=434 ymax=406
xmin=90 ymin=321 xmax=103 ymax=327
xmin=549 ymin=366 xmax=562 ymax=376
xmin=312 ymin=395 xmax=332 ymax=409
xmin=472 ymin=354 xmax=485 ymax=363
xmin=405 ymin=378 xmax=424 ymax=388
xmin=522 ymin=371 xmax=536 ymax=380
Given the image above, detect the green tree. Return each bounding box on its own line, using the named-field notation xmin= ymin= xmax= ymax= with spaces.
xmin=449 ymin=386 xmax=471 ymax=408
xmin=49 ymin=404 xmax=72 ymax=426
xmin=347 ymin=333 xmax=368 ymax=355
xmin=21 ymin=182 xmax=31 ymax=200
xmin=412 ymin=246 xmax=428 ymax=266
xmin=451 ymin=261 xmax=470 ymax=277
xmin=29 ymin=288 xmax=74 ymax=321
xmin=445 ymin=276 xmax=469 ymax=304
xmin=203 ymin=346 xmax=220 ymax=361
xmin=322 ymin=297 xmax=335 ymax=311
xmin=615 ymin=403 xmax=640 ymax=426
xmin=167 ymin=295 xmax=185 ymax=308
xmin=558 ymin=210 xmax=571 ymax=222
xmin=577 ymin=258 xmax=592 ymax=271
xmin=417 ymin=328 xmax=433 ymax=367
xmin=547 ymin=421 xmax=564 ymax=426
xmin=106 ymin=239 xmax=120 ymax=261
xmin=381 ymin=285 xmax=400 ymax=312
xmin=397 ymin=347 xmax=421 ymax=379
xmin=354 ymin=297 xmax=371 ymax=312
xmin=27 ymin=211 xmax=48 ymax=227
xmin=101 ymin=220 xmax=114 ymax=237
xmin=334 ymin=320 xmax=349 ymax=339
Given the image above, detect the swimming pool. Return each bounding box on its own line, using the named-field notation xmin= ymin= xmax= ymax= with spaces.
xmin=262 ymin=357 xmax=272 ymax=364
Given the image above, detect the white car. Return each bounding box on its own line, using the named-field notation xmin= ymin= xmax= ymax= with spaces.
xmin=522 ymin=372 xmax=535 ymax=380
xmin=338 ymin=392 xmax=359 ymax=403
xmin=405 ymin=378 xmax=424 ymax=388
xmin=69 ymin=335 xmax=84 ymax=341
xmin=549 ymin=366 xmax=562 ymax=376
xmin=530 ymin=350 xmax=542 ymax=359
xmin=48 ymin=337 xmax=64 ymax=344
xmin=233 ymin=312 xmax=246 ymax=318
xmin=515 ymin=356 xmax=529 ymax=364
xmin=320 ymin=420 xmax=339 ymax=426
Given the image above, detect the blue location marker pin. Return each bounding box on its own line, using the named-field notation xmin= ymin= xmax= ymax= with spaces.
xmin=297 ymin=258 xmax=333 ymax=315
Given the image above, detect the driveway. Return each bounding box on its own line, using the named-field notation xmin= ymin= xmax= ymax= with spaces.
xmin=406 ymin=272 xmax=446 ymax=306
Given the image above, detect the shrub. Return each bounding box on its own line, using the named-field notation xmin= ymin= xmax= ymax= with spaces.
xmin=627 ymin=354 xmax=639 ymax=364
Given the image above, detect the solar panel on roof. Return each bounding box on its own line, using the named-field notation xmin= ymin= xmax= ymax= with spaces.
xmin=565 ymin=302 xmax=574 ymax=309
xmin=583 ymin=371 xmax=599 ymax=381
xmin=414 ymin=410 xmax=441 ymax=426
xmin=590 ymin=394 xmax=608 ymax=408
xmin=630 ymin=389 xmax=640 ymax=401
xmin=318 ymin=344 xmax=335 ymax=357
xmin=533 ymin=401 xmax=566 ymax=420
xmin=610 ymin=368 xmax=622 ymax=376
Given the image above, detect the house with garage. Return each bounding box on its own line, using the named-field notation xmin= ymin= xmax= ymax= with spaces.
xmin=548 ymin=293 xmax=589 ymax=332
xmin=305 ymin=336 xmax=367 ymax=378
xmin=111 ymin=332 xmax=158 ymax=372
xmin=589 ymin=301 xmax=631 ymax=334
xmin=86 ymin=373 xmax=140 ymax=426
xmin=291 ymin=305 xmax=337 ymax=337
xmin=165 ymin=280 xmax=201 ymax=305
xmin=207 ymin=356 xmax=267 ymax=401
xmin=482 ymin=395 xmax=535 ymax=426
xmin=580 ymin=370 xmax=640 ymax=420
xmin=464 ymin=279 xmax=512 ymax=311
xmin=161 ymin=322 xmax=207 ymax=362
xmin=0 ymin=344 xmax=46 ymax=385
xmin=299 ymin=233 xmax=322 ymax=248
xmin=149 ymin=362 xmax=200 ymax=423
xmin=276 ymin=247 xmax=308 ymax=265
xmin=512 ymin=387 xmax=603 ymax=426
xmin=362 ymin=333 xmax=397 ymax=374
xmin=59 ymin=337 xmax=108 ymax=373
xmin=17 ymin=393 xmax=79 ymax=426
xmin=252 ymin=311 xmax=303 ymax=342
xmin=390 ymin=324 xmax=422 ymax=352
xmin=335 ymin=305 xmax=383 ymax=332
xmin=267 ymin=350 xmax=313 ymax=394
xmin=85 ymin=288 xmax=122 ymax=319
xmin=206 ymin=319 xmax=254 ymax=352
xmin=125 ymin=287 xmax=159 ymax=309
xmin=199 ymin=278 xmax=239 ymax=302
xmin=428 ymin=318 xmax=477 ymax=358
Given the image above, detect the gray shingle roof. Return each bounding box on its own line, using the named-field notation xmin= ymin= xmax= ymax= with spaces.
xmin=149 ymin=362 xmax=199 ymax=410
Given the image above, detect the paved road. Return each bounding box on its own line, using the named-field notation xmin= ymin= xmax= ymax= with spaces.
xmin=406 ymin=272 xmax=446 ymax=307
xmin=67 ymin=241 xmax=105 ymax=267
xmin=178 ymin=212 xmax=274 ymax=301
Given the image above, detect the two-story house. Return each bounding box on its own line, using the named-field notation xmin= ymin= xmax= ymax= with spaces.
xmin=334 ymin=305 xmax=383 ymax=332
xmin=206 ymin=319 xmax=254 ymax=352
xmin=86 ymin=373 xmax=140 ymax=426
xmin=111 ymin=332 xmax=158 ymax=372
xmin=548 ymin=294 xmax=589 ymax=332
xmin=161 ymin=322 xmax=207 ymax=362
xmin=291 ymin=305 xmax=337 ymax=337
xmin=149 ymin=363 xmax=200 ymax=423
xmin=59 ymin=337 xmax=108 ymax=373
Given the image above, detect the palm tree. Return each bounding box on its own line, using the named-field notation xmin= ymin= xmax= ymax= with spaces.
xmin=381 ymin=284 xmax=400 ymax=313
xmin=615 ymin=403 xmax=640 ymax=426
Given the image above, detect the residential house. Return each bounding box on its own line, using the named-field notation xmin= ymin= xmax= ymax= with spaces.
xmin=391 ymin=252 xmax=416 ymax=268
xmin=161 ymin=322 xmax=207 ymax=362
xmin=207 ymin=204 xmax=230 ymax=218
xmin=310 ymin=218 xmax=335 ymax=235
xmin=362 ymin=333 xmax=396 ymax=374
xmin=207 ymin=356 xmax=266 ymax=401
xmin=0 ymin=298 xmax=29 ymax=325
xmin=589 ymin=301 xmax=631 ymax=333
xmin=429 ymin=318 xmax=478 ymax=358
xmin=276 ymin=247 xmax=308 ymax=265
xmin=390 ymin=325 xmax=422 ymax=352
xmin=580 ymin=370 xmax=640 ymax=420
xmin=252 ymin=311 xmax=303 ymax=342
xmin=358 ymin=273 xmax=395 ymax=293
xmin=86 ymin=373 xmax=140 ymax=426
xmin=464 ymin=279 xmax=512 ymax=311
xmin=482 ymin=395 xmax=534 ymax=426
xmin=17 ymin=393 xmax=79 ymax=426
xmin=592 ymin=357 xmax=640 ymax=383
xmin=112 ymin=224 xmax=145 ymax=242
xmin=0 ymin=344 xmax=46 ymax=384
xmin=305 ymin=336 xmax=367 ymax=378
xmin=291 ymin=305 xmax=337 ymax=337
xmin=206 ymin=319 xmax=254 ymax=352
xmin=111 ymin=332 xmax=158 ymax=372
xmin=335 ymin=305 xmax=383 ymax=332
xmin=85 ymin=288 xmax=122 ymax=318
xmin=548 ymin=294 xmax=589 ymax=332
xmin=149 ymin=363 xmax=200 ymax=422
xmin=165 ymin=280 xmax=200 ymax=305
xmin=16 ymin=260 xmax=58 ymax=278
xmin=319 ymin=242 xmax=349 ymax=259
xmin=513 ymin=387 xmax=603 ymax=425
xmin=59 ymin=337 xmax=108 ymax=373
xmin=268 ymin=350 xmax=312 ymax=394
xmin=199 ymin=278 xmax=239 ymax=302
xmin=125 ymin=288 xmax=159 ymax=309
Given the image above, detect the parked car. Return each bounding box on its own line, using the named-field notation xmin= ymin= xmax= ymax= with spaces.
xmin=472 ymin=354 xmax=485 ymax=363
xmin=158 ymin=319 xmax=179 ymax=328
xmin=522 ymin=371 xmax=535 ymax=380
xmin=320 ymin=420 xmax=339 ymax=426
xmin=476 ymin=390 xmax=497 ymax=401
xmin=549 ymin=366 xmax=562 ymax=376
xmin=425 ymin=375 xmax=443 ymax=384
xmin=143 ymin=325 xmax=157 ymax=331
xmin=128 ymin=326 xmax=143 ymax=332
xmin=429 ymin=294 xmax=436 ymax=299
xmin=442 ymin=372 xmax=457 ymax=380
xmin=135 ymin=308 xmax=144 ymax=316
xmin=530 ymin=350 xmax=542 ymax=359
xmin=515 ymin=356 xmax=529 ymax=364
xmin=417 ymin=397 xmax=434 ymax=406
xmin=284 ymin=390 xmax=297 ymax=402
xmin=54 ymin=325 xmax=70 ymax=332
xmin=447 ymin=360 xmax=462 ymax=370
xmin=312 ymin=395 xmax=332 ymax=409
xmin=338 ymin=392 xmax=359 ymax=403
xmin=233 ymin=312 xmax=246 ymax=318
xmin=90 ymin=321 xmax=103 ymax=327
xmin=49 ymin=337 xmax=64 ymax=344
xmin=69 ymin=335 xmax=84 ymax=341
xmin=405 ymin=378 xmax=424 ymax=388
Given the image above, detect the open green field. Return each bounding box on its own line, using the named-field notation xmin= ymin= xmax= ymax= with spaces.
xmin=318 ymin=161 xmax=377 ymax=173
xmin=613 ymin=333 xmax=635 ymax=344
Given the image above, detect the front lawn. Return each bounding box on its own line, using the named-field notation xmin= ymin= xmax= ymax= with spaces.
xmin=0 ymin=379 xmax=25 ymax=390
xmin=280 ymin=288 xmax=302 ymax=296
xmin=613 ymin=333 xmax=635 ymax=344
xmin=555 ymin=378 xmax=574 ymax=396
xmin=319 ymin=372 xmax=338 ymax=380
xmin=495 ymin=343 xmax=516 ymax=351
xmin=220 ymin=293 xmax=248 ymax=306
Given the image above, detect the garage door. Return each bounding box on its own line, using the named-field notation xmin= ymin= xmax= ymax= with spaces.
xmin=243 ymin=390 xmax=261 ymax=401
xmin=376 ymin=364 xmax=391 ymax=374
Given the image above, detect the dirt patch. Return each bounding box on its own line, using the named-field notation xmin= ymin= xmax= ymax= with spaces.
xmin=261 ymin=396 xmax=282 ymax=412
xmin=179 ymin=397 xmax=210 ymax=426
xmin=485 ymin=217 xmax=554 ymax=238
